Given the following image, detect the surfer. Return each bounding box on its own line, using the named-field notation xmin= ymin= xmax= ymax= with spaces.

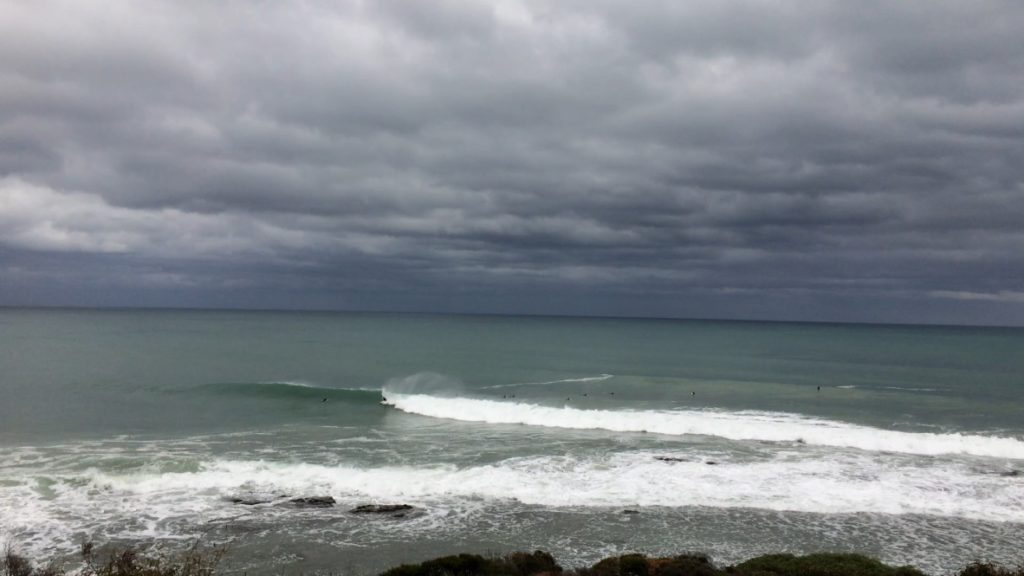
xmin=322 ymin=397 xmax=327 ymax=403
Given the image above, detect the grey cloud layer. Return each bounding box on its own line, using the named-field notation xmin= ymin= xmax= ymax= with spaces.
xmin=2 ymin=0 xmax=1023 ymax=323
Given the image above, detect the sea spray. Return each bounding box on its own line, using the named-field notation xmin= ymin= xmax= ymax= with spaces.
xmin=383 ymin=372 xmax=466 ymax=397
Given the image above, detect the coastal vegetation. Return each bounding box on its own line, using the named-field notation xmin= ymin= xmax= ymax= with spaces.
xmin=2 ymin=542 xmax=223 ymax=576
xmin=381 ymin=552 xmax=1023 ymax=576
xmin=3 ymin=546 xmax=1021 ymax=576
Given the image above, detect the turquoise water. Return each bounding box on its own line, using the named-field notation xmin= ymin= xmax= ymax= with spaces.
xmin=1 ymin=309 xmax=1022 ymax=574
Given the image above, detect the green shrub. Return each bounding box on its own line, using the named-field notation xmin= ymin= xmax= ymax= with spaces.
xmin=381 ymin=554 xmax=491 ymax=576
xmin=3 ymin=549 xmax=59 ymax=576
xmin=79 ymin=541 xmax=224 ymax=576
xmin=588 ymin=554 xmax=651 ymax=576
xmin=504 ymin=551 xmax=562 ymax=575
xmin=958 ymin=563 xmax=1024 ymax=576
xmin=650 ymin=555 xmax=718 ymax=576
xmin=733 ymin=553 xmax=924 ymax=576
xmin=381 ymin=551 xmax=563 ymax=576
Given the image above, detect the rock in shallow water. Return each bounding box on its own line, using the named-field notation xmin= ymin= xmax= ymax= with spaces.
xmin=349 ymin=504 xmax=418 ymax=517
xmin=290 ymin=496 xmax=336 ymax=507
xmin=229 ymin=497 xmax=271 ymax=506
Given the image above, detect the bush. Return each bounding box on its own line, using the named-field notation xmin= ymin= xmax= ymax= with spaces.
xmin=650 ymin=555 xmax=718 ymax=576
xmin=80 ymin=541 xmax=224 ymax=576
xmin=1 ymin=542 xmax=223 ymax=576
xmin=381 ymin=551 xmax=562 ymax=576
xmin=732 ymin=553 xmax=925 ymax=576
xmin=3 ymin=549 xmax=60 ymax=576
xmin=504 ymin=551 xmax=562 ymax=575
xmin=588 ymin=554 xmax=652 ymax=576
xmin=958 ymin=563 xmax=1024 ymax=576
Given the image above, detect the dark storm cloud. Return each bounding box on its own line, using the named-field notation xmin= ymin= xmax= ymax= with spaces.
xmin=1 ymin=0 xmax=1024 ymax=324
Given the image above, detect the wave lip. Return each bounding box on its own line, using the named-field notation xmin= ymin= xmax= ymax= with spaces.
xmin=382 ymin=393 xmax=1024 ymax=460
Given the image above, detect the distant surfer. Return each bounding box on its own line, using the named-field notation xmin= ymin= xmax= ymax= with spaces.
xmin=322 ymin=397 xmax=327 ymax=403
xmin=817 ymin=386 xmax=821 ymax=391
xmin=691 ymin=391 xmax=696 ymax=396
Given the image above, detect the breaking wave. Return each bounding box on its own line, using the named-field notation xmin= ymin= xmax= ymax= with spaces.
xmin=381 ymin=392 xmax=1024 ymax=459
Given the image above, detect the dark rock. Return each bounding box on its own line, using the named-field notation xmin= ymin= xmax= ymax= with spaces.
xmin=228 ymin=493 xmax=286 ymax=505
xmin=654 ymin=456 xmax=687 ymax=463
xmin=229 ymin=497 xmax=271 ymax=506
xmin=350 ymin=503 xmax=415 ymax=514
xmin=290 ymin=496 xmax=336 ymax=507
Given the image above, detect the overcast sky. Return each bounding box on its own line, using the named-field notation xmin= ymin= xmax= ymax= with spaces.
xmin=2 ymin=1 xmax=1023 ymax=325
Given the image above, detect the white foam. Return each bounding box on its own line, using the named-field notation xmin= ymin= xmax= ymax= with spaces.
xmin=3 ymin=452 xmax=1022 ymax=539
xmin=381 ymin=393 xmax=1024 ymax=460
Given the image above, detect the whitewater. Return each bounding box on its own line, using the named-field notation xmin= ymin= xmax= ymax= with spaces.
xmin=382 ymin=392 xmax=1024 ymax=460
xmin=3 ymin=310 xmax=1024 ymax=575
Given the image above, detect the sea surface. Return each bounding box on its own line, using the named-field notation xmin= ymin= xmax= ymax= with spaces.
xmin=1 ymin=308 xmax=1023 ymax=575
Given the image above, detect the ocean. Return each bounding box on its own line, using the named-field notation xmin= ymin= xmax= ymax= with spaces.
xmin=1 ymin=308 xmax=1022 ymax=575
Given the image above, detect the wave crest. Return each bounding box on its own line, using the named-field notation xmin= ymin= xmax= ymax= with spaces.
xmin=382 ymin=393 xmax=1024 ymax=459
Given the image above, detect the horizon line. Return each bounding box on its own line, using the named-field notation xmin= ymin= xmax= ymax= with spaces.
xmin=1 ymin=303 xmax=1021 ymax=331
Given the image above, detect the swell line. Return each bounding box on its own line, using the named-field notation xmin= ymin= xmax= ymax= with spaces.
xmin=482 ymin=374 xmax=614 ymax=389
